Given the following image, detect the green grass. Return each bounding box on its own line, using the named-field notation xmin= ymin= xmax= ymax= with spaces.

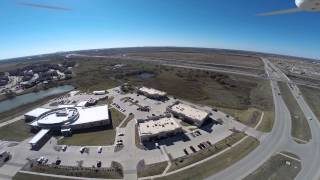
xmin=156 ymin=137 xmax=259 ymax=180
xmin=126 ymin=52 xmax=264 ymax=69
xmin=0 ymin=120 xmax=33 ymax=141
xmin=58 ymin=108 xmax=125 ymax=146
xmin=219 ymin=107 xmax=262 ymax=128
xmin=299 ymin=85 xmax=320 ymax=121
xmin=278 ymin=82 xmax=311 ymax=143
xmin=256 ymin=110 xmax=274 ymax=132
xmin=13 ymin=172 xmax=70 ymax=180
xmin=138 ymin=161 xmax=168 ymax=177
xmin=168 ymin=132 xmax=246 ymax=172
xmin=144 ymin=69 xmax=273 ymax=111
xmin=243 ymin=152 xmax=301 ymax=180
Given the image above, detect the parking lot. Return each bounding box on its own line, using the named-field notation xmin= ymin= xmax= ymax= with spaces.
xmin=108 ymin=87 xmax=176 ymax=120
xmin=43 ymin=91 xmax=108 ymax=108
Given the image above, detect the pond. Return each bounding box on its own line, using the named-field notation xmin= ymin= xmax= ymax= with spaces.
xmin=0 ymin=85 xmax=74 ymax=113
xmin=138 ymin=72 xmax=156 ymax=79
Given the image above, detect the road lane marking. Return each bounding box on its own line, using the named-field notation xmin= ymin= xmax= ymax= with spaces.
xmin=278 ymin=152 xmax=301 ymax=162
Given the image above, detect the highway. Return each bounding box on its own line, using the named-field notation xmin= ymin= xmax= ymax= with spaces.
xmin=205 ymin=58 xmax=320 ymax=180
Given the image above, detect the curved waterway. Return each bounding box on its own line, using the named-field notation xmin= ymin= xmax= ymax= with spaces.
xmin=0 ymin=85 xmax=74 ymax=113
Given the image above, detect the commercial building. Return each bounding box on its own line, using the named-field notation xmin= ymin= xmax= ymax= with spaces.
xmin=168 ymin=103 xmax=209 ymax=127
xmin=29 ymin=105 xmax=110 ymax=133
xmin=138 ymin=87 xmax=167 ymax=100
xmin=24 ymin=107 xmax=51 ymax=122
xmin=28 ymin=129 xmax=51 ymax=150
xmin=138 ymin=117 xmax=182 ymax=142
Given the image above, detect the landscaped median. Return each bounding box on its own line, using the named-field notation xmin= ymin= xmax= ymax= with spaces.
xmin=278 ymin=82 xmax=311 ymax=143
xmin=137 ymin=160 xmax=168 ymax=178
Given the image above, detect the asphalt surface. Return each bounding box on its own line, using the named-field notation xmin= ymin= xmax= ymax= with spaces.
xmin=205 ymin=58 xmax=320 ymax=180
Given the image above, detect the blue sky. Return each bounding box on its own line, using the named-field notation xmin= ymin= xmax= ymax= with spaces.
xmin=0 ymin=0 xmax=319 ymax=60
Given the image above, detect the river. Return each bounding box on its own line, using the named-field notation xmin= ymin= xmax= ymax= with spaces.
xmin=0 ymin=85 xmax=74 ymax=113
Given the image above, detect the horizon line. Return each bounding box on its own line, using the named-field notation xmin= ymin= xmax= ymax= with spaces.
xmin=0 ymin=46 xmax=317 ymax=62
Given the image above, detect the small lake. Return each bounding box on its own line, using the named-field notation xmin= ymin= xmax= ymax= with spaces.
xmin=138 ymin=72 xmax=156 ymax=79
xmin=0 ymin=85 xmax=74 ymax=113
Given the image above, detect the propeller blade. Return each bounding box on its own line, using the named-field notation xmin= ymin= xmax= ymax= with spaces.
xmin=257 ymin=8 xmax=302 ymax=16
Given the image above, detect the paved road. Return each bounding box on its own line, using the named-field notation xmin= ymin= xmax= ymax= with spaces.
xmin=204 ymin=58 xmax=320 ymax=180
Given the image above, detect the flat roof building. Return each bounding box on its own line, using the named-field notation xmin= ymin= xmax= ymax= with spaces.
xmin=138 ymin=87 xmax=167 ymax=100
xmin=28 ymin=105 xmax=110 ymax=149
xmin=28 ymin=129 xmax=51 ymax=150
xmin=138 ymin=117 xmax=182 ymax=142
xmin=168 ymin=103 xmax=209 ymax=127
xmin=24 ymin=108 xmax=51 ymax=122
xmin=29 ymin=105 xmax=110 ymax=131
xmin=93 ymin=90 xmax=106 ymax=95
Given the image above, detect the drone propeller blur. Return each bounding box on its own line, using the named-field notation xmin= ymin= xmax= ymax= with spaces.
xmin=258 ymin=0 xmax=320 ymax=16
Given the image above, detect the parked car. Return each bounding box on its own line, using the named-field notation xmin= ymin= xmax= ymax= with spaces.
xmin=97 ymin=161 xmax=102 ymax=168
xmin=98 ymin=146 xmax=102 ymax=153
xmin=80 ymin=147 xmax=85 ymax=153
xmin=183 ymin=148 xmax=189 ymax=155
xmin=62 ymin=145 xmax=67 ymax=152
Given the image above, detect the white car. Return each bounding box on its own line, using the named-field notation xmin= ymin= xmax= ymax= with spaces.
xmin=62 ymin=145 xmax=67 ymax=151
xmin=97 ymin=146 xmax=102 ymax=153
xmin=80 ymin=147 xmax=85 ymax=153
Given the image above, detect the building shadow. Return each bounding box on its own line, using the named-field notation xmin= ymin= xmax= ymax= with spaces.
xmin=199 ymin=118 xmax=222 ymax=133
xmin=142 ymin=133 xmax=190 ymax=150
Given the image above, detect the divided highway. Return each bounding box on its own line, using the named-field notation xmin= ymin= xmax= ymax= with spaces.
xmin=206 ymin=58 xmax=320 ymax=180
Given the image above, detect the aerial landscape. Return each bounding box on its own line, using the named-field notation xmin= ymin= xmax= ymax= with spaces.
xmin=0 ymin=0 xmax=320 ymax=180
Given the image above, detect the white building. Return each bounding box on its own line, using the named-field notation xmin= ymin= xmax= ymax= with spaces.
xmin=168 ymin=103 xmax=209 ymax=127
xmin=138 ymin=87 xmax=167 ymax=100
xmin=93 ymin=90 xmax=106 ymax=95
xmin=138 ymin=117 xmax=182 ymax=142
xmin=29 ymin=105 xmax=110 ymax=132
xmin=24 ymin=108 xmax=51 ymax=122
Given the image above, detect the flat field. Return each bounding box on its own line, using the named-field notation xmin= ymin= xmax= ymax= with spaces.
xmin=126 ymin=52 xmax=264 ymax=69
xmin=299 ymin=85 xmax=320 ymax=120
xmin=244 ymin=152 xmax=301 ymax=180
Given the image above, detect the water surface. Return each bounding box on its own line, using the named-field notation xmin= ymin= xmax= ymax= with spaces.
xmin=0 ymin=85 xmax=74 ymax=113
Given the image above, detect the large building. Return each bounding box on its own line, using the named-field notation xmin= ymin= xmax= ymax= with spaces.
xmin=168 ymin=103 xmax=209 ymax=127
xmin=28 ymin=105 xmax=110 ymax=148
xmin=29 ymin=105 xmax=110 ymax=131
xmin=24 ymin=107 xmax=51 ymax=122
xmin=138 ymin=117 xmax=182 ymax=142
xmin=138 ymin=87 xmax=167 ymax=100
